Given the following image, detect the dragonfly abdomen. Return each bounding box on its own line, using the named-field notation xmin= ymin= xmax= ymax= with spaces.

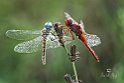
xmin=54 ymin=22 xmax=65 ymax=47
xmin=41 ymin=30 xmax=48 ymax=65
xmin=58 ymin=35 xmax=65 ymax=47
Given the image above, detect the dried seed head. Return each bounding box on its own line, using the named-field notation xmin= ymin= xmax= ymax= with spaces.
xmin=69 ymin=45 xmax=80 ymax=62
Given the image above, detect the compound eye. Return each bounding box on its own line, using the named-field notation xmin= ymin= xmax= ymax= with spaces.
xmin=65 ymin=19 xmax=72 ymax=26
xmin=54 ymin=23 xmax=58 ymax=28
xmin=44 ymin=22 xmax=52 ymax=29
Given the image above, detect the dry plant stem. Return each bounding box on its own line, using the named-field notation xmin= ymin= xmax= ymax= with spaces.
xmin=64 ymin=46 xmax=79 ymax=83
xmin=64 ymin=46 xmax=69 ymax=54
xmin=72 ymin=62 xmax=79 ymax=83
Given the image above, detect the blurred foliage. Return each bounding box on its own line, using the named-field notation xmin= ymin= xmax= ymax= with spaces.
xmin=0 ymin=0 xmax=124 ymax=83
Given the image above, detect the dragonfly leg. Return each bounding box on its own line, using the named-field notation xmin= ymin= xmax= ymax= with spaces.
xmin=69 ymin=31 xmax=75 ymax=40
xmin=63 ymin=28 xmax=70 ymax=35
xmin=63 ymin=26 xmax=75 ymax=40
xmin=63 ymin=39 xmax=73 ymax=43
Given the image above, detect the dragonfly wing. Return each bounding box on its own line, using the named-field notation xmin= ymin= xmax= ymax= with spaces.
xmin=46 ymin=35 xmax=72 ymax=49
xmin=14 ymin=34 xmax=72 ymax=53
xmin=14 ymin=35 xmax=60 ymax=53
xmin=64 ymin=12 xmax=78 ymax=24
xmin=6 ymin=30 xmax=41 ymax=40
xmin=79 ymin=20 xmax=86 ymax=33
xmin=45 ymin=34 xmax=62 ymax=49
xmin=14 ymin=36 xmax=42 ymax=53
xmin=85 ymin=33 xmax=101 ymax=47
xmin=46 ymin=39 xmax=61 ymax=49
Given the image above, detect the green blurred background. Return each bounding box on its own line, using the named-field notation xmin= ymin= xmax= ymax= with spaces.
xmin=0 ymin=0 xmax=124 ymax=83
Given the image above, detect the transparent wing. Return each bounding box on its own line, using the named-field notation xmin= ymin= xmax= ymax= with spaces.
xmin=14 ymin=35 xmax=72 ymax=53
xmin=45 ymin=35 xmax=72 ymax=49
xmin=79 ymin=20 xmax=101 ymax=47
xmin=79 ymin=20 xmax=86 ymax=33
xmin=6 ymin=30 xmax=42 ymax=40
xmin=64 ymin=12 xmax=78 ymax=24
xmin=85 ymin=33 xmax=101 ymax=47
xmin=14 ymin=36 xmax=42 ymax=53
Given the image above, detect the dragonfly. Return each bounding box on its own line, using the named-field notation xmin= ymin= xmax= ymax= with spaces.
xmin=53 ymin=22 xmax=71 ymax=53
xmin=53 ymin=22 xmax=65 ymax=48
xmin=5 ymin=22 xmax=71 ymax=65
xmin=64 ymin=12 xmax=101 ymax=62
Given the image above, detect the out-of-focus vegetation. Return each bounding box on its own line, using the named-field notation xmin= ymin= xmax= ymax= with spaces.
xmin=0 ymin=0 xmax=124 ymax=83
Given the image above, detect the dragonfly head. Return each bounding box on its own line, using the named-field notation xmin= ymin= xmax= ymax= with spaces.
xmin=54 ymin=22 xmax=61 ymax=28
xmin=65 ymin=19 xmax=72 ymax=26
xmin=44 ymin=22 xmax=53 ymax=30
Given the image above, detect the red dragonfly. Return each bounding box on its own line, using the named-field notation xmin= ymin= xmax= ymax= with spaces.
xmin=64 ymin=12 xmax=101 ymax=62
